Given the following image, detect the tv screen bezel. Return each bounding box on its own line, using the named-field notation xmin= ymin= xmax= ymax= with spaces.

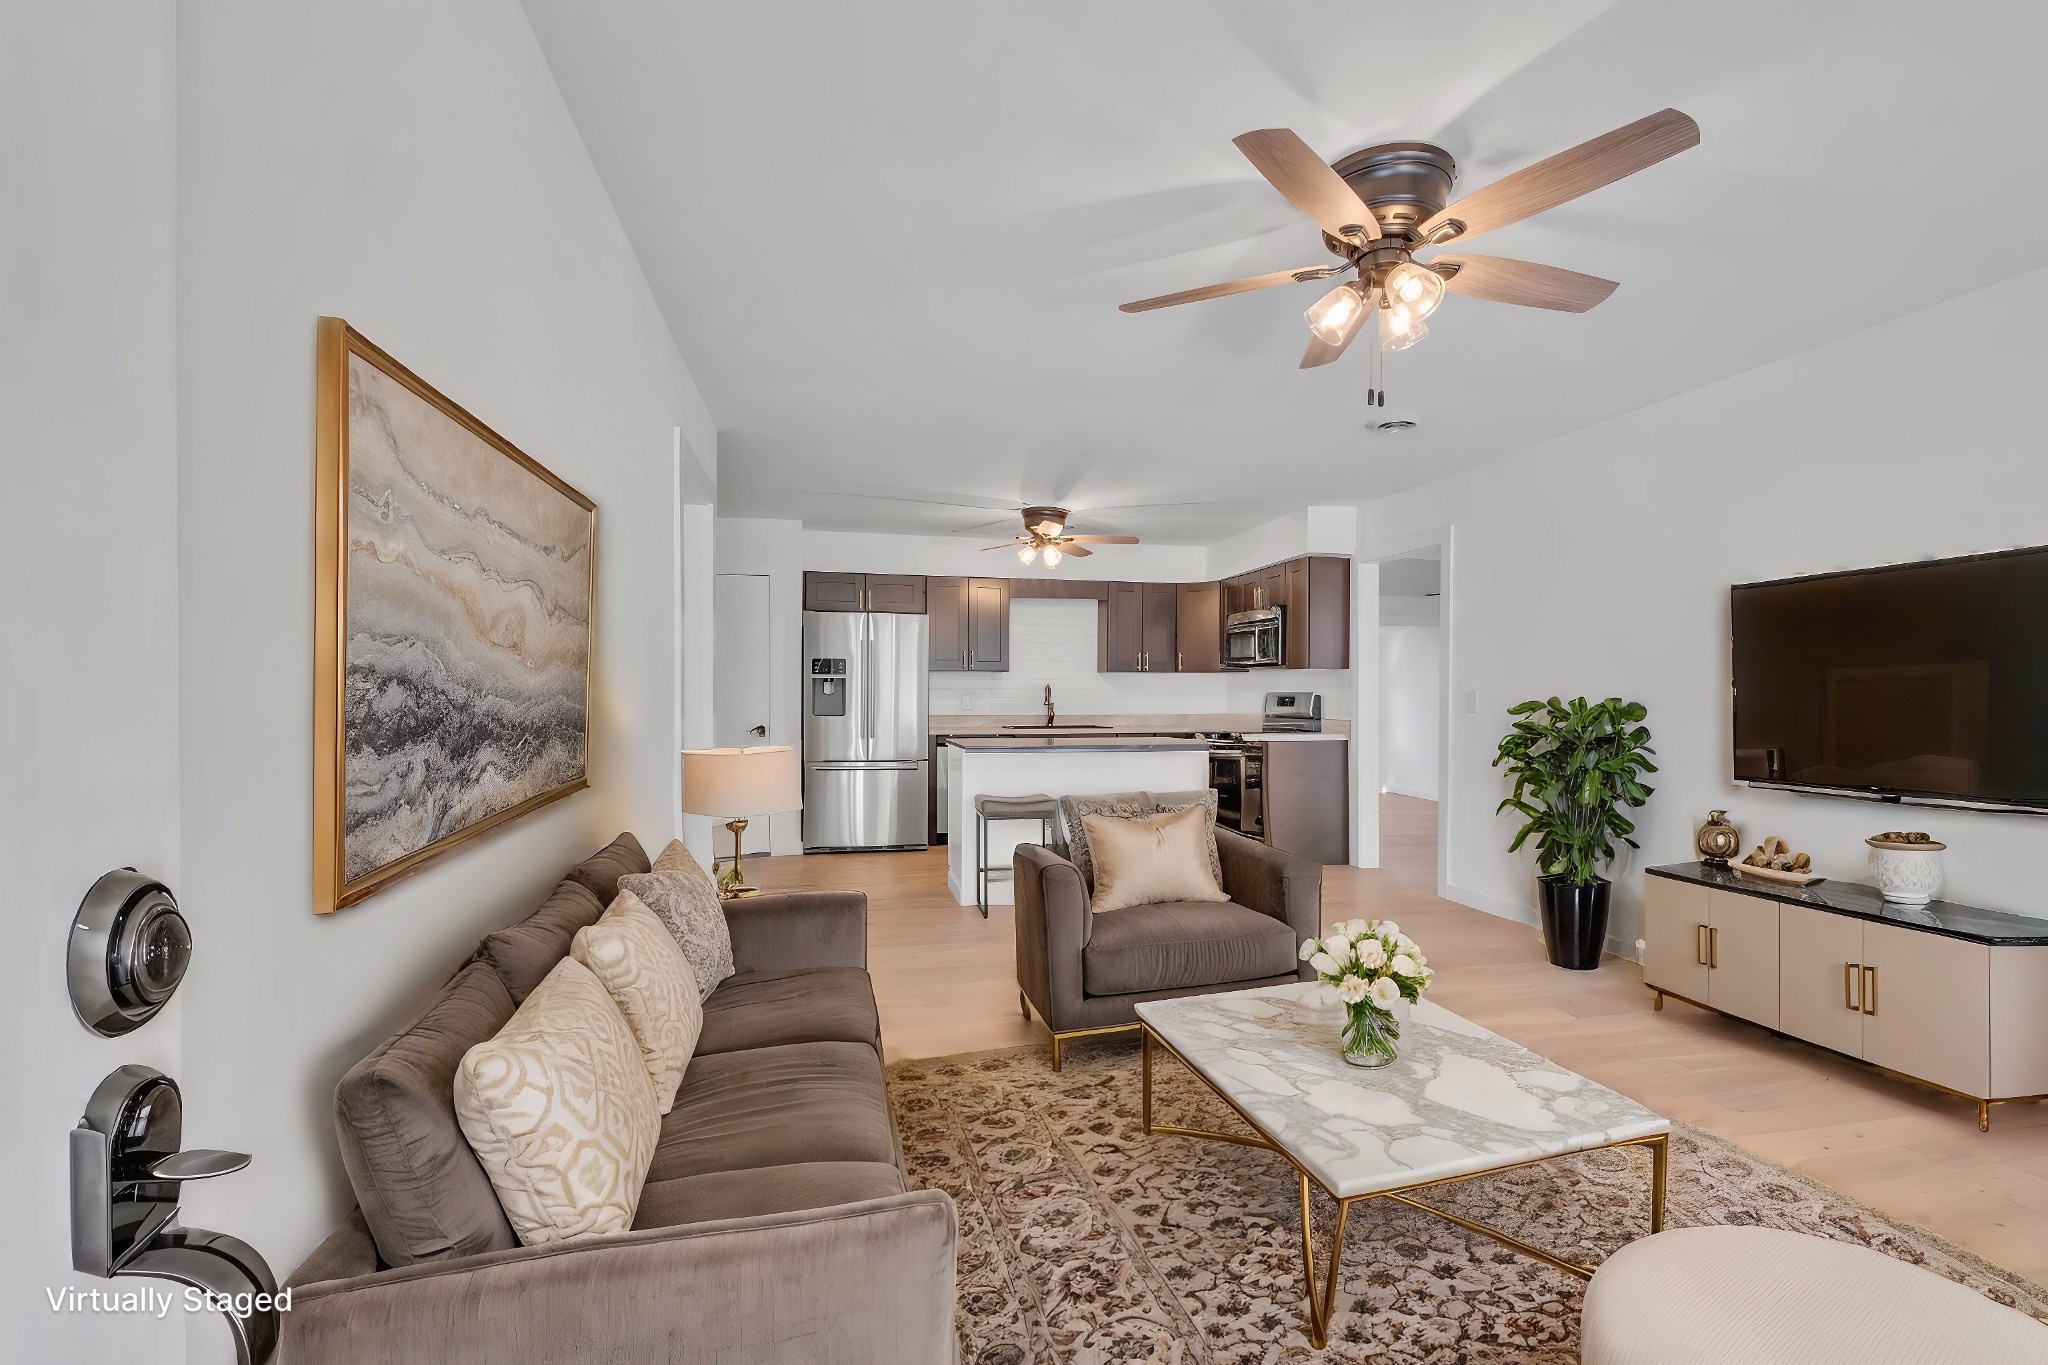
xmin=1729 ymin=543 xmax=2048 ymax=816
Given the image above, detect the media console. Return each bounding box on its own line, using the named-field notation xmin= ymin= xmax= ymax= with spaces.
xmin=1643 ymin=862 xmax=2048 ymax=1129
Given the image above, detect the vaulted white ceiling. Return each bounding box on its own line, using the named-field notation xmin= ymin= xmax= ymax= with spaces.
xmin=526 ymin=0 xmax=2048 ymax=543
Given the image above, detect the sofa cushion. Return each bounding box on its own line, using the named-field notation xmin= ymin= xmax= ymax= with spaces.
xmin=564 ymin=831 xmax=650 ymax=904
xmin=1082 ymin=900 xmax=1298 ymax=996
xmin=647 ymin=1042 xmax=895 ymax=1184
xmin=632 ymin=1161 xmax=906 ymax=1230
xmin=620 ymin=840 xmax=734 ymax=1002
xmin=454 ymin=957 xmax=660 ymax=1247
xmin=476 ymin=879 xmax=606 ymax=1004
xmin=696 ymin=967 xmax=881 ymax=1057
xmin=333 ymin=961 xmax=519 ymax=1267
xmin=1084 ymin=806 xmax=1231 ymax=913
xmin=571 ymin=888 xmax=704 ymax=1112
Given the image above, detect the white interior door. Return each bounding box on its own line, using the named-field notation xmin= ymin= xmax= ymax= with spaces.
xmin=714 ymin=573 xmax=775 ymax=861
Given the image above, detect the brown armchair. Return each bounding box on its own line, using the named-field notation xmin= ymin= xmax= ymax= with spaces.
xmin=1014 ymin=824 xmax=1323 ymax=1069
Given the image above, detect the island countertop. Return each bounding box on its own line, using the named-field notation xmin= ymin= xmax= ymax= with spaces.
xmin=943 ymin=735 xmax=1210 ymax=753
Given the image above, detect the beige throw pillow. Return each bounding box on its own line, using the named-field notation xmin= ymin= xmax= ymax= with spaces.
xmin=1083 ymin=805 xmax=1233 ymax=913
xmin=453 ymin=957 xmax=659 ymax=1247
xmin=619 ymin=840 xmax=733 ymax=1002
xmin=570 ymin=888 xmax=703 ymax=1114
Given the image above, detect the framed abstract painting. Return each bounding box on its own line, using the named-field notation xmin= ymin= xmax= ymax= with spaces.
xmin=313 ymin=318 xmax=595 ymax=914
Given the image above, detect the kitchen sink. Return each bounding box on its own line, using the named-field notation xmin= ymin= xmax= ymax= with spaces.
xmin=999 ymin=723 xmax=1112 ymax=731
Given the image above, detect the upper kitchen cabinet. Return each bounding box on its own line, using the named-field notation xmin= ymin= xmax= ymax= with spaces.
xmin=929 ymin=576 xmax=1008 ymax=671
xmin=1256 ymin=563 xmax=1287 ymax=612
xmin=1176 ymin=581 xmax=1222 ymax=672
xmin=1283 ymin=556 xmax=1350 ymax=670
xmin=1099 ymin=582 xmax=1177 ymax=672
xmin=804 ymin=571 xmax=928 ymax=613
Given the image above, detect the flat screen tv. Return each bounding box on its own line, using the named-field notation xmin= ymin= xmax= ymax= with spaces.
xmin=1731 ymin=545 xmax=2048 ymax=812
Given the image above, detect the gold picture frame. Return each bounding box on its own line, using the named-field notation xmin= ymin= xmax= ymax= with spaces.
xmin=314 ymin=318 xmax=595 ymax=914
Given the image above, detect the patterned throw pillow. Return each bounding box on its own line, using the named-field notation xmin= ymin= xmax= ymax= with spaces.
xmin=1084 ymin=805 xmax=1233 ymax=913
xmin=619 ymin=840 xmax=733 ymax=1003
xmin=453 ymin=956 xmax=659 ymax=1247
xmin=570 ymin=888 xmax=703 ymax=1113
xmin=1056 ymin=792 xmax=1153 ymax=890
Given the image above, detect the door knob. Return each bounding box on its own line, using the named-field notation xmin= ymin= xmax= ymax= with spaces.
xmin=748 ymin=725 xmax=766 ymax=738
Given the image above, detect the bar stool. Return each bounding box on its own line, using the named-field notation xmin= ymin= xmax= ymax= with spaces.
xmin=974 ymin=793 xmax=1059 ymax=919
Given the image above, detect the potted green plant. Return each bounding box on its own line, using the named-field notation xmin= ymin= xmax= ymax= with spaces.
xmin=1492 ymin=696 xmax=1657 ymax=970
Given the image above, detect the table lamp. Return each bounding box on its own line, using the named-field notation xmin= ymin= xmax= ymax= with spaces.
xmin=681 ymin=746 xmax=802 ymax=897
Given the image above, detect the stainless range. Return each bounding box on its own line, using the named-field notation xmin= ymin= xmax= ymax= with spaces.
xmin=1206 ymin=692 xmax=1321 ymax=839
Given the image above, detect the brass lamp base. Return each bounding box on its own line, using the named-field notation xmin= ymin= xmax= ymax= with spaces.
xmin=717 ymin=817 xmax=760 ymax=898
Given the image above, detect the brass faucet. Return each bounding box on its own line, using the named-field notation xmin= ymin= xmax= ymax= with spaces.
xmin=1043 ymin=684 xmax=1056 ymax=727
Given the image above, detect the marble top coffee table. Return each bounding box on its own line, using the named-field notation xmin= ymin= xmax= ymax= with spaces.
xmin=1135 ymin=982 xmax=1670 ymax=1348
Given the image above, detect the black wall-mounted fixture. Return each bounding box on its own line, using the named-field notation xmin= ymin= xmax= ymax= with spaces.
xmin=68 ymin=869 xmax=191 ymax=1037
xmin=71 ymin=1065 xmax=279 ymax=1364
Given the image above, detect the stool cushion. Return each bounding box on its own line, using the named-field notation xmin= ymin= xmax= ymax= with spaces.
xmin=1580 ymin=1226 xmax=2048 ymax=1365
xmin=1082 ymin=900 xmax=1295 ymax=995
xmin=976 ymin=794 xmax=1059 ymax=818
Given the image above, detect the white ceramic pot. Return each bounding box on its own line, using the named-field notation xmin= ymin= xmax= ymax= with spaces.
xmin=1867 ymin=841 xmax=1944 ymax=905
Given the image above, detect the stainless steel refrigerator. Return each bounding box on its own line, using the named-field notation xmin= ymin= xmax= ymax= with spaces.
xmin=802 ymin=610 xmax=930 ymax=850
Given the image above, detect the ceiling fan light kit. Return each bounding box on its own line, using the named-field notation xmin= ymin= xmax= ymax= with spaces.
xmin=1121 ymin=109 xmax=1700 ymax=407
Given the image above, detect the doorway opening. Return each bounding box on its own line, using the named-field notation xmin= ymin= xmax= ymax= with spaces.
xmin=712 ymin=572 xmax=776 ymax=864
xmin=1373 ymin=542 xmax=1446 ymax=893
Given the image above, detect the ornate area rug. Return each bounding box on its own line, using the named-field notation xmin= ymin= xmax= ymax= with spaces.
xmin=888 ymin=1038 xmax=2048 ymax=1364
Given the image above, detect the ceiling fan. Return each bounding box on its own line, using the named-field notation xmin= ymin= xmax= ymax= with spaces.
xmin=1120 ymin=109 xmax=1699 ymax=402
xmin=982 ymin=506 xmax=1138 ymax=567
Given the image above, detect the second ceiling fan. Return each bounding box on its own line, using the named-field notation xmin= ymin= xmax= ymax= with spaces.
xmin=1120 ymin=109 xmax=1699 ymax=401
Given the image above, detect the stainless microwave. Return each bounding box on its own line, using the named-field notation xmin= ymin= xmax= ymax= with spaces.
xmin=1224 ymin=607 xmax=1283 ymax=668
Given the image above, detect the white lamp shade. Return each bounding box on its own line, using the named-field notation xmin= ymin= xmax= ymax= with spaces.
xmin=681 ymin=746 xmax=802 ymax=817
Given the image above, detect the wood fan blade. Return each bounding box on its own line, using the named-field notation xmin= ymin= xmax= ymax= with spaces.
xmin=980 ymin=542 xmax=1023 ymax=551
xmin=1434 ymin=255 xmax=1618 ymax=312
xmin=1232 ymin=129 xmax=1380 ymax=243
xmin=1420 ymin=109 xmax=1698 ymax=245
xmin=1060 ymin=544 xmax=1094 ymax=557
xmin=1063 ymin=535 xmax=1140 ymax=544
xmin=1120 ymin=264 xmax=1340 ymax=314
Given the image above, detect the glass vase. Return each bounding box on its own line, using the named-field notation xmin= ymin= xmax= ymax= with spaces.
xmin=1340 ymin=1001 xmax=1401 ymax=1068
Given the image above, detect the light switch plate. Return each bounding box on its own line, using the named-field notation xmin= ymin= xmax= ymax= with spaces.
xmin=1464 ymin=690 xmax=1478 ymax=715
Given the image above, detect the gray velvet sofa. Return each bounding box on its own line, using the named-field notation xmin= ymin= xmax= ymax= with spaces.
xmin=1014 ymin=814 xmax=1323 ymax=1069
xmin=280 ymin=834 xmax=957 ymax=1365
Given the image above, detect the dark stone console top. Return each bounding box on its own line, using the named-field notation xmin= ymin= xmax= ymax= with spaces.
xmin=1647 ymin=861 xmax=2048 ymax=947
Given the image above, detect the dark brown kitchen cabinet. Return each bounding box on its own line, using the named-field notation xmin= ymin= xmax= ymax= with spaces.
xmin=929 ymin=576 xmax=1008 ymax=671
xmin=1255 ymin=563 xmax=1287 ymax=612
xmin=1176 ymin=581 xmax=1222 ymax=672
xmin=1283 ymin=555 xmax=1351 ymax=670
xmin=803 ymin=571 xmax=927 ymax=613
xmin=1260 ymin=738 xmax=1350 ymax=864
xmin=1101 ymin=582 xmax=1177 ymax=672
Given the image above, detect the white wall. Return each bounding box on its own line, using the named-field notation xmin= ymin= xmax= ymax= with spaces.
xmin=1380 ymin=626 xmax=1442 ymax=800
xmin=173 ymin=0 xmax=714 ymax=1302
xmin=1206 ymin=512 xmax=1306 ymax=578
xmin=2 ymin=8 xmax=184 ymax=1359
xmin=715 ymin=517 xmax=805 ymax=853
xmin=1359 ymin=265 xmax=2048 ymax=952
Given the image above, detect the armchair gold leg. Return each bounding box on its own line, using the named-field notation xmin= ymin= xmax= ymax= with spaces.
xmin=1019 ymin=990 xmax=1031 ymax=1021
xmin=1050 ymin=1034 xmax=1063 ymax=1072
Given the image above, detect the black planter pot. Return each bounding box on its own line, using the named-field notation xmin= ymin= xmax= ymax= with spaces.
xmin=1538 ymin=874 xmax=1611 ymax=970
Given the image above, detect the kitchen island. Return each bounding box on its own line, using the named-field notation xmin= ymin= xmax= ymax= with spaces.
xmin=941 ymin=735 xmax=1209 ymax=908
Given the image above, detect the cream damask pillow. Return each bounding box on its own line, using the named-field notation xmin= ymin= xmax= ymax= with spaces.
xmin=453 ymin=956 xmax=659 ymax=1246
xmin=619 ymin=840 xmax=733 ymax=1002
xmin=1083 ymin=805 xmax=1233 ymax=913
xmin=570 ymin=888 xmax=703 ymax=1113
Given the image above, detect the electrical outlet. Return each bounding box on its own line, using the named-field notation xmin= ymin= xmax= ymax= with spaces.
xmin=959 ymin=694 xmax=976 ymax=710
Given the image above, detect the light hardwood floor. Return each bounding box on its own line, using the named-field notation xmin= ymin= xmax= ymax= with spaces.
xmin=745 ymin=795 xmax=2048 ymax=1283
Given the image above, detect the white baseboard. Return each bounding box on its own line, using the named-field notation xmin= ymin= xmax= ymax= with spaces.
xmin=1441 ymin=882 xmax=1637 ymax=964
xmin=1381 ymin=784 xmax=1439 ymax=802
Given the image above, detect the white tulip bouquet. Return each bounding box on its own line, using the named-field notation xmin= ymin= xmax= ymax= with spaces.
xmin=1298 ymin=919 xmax=1433 ymax=1067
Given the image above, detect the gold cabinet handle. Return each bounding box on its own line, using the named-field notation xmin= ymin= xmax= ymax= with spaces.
xmin=1844 ymin=962 xmax=1861 ymax=1011
xmin=1862 ymin=965 xmax=1877 ymax=1016
xmin=1709 ymin=925 xmax=1719 ymax=969
xmin=1695 ymin=924 xmax=1707 ymax=965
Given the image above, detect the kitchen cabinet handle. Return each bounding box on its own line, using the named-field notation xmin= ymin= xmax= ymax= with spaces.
xmin=1862 ymin=965 xmax=1878 ymax=1016
xmin=1177 ymin=652 xmax=1183 ymax=670
xmin=1844 ymin=962 xmax=1861 ymax=1011
xmin=1708 ymin=926 xmax=1718 ymax=969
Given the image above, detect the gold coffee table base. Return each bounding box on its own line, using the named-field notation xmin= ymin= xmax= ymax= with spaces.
xmin=1140 ymin=1025 xmax=1668 ymax=1349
